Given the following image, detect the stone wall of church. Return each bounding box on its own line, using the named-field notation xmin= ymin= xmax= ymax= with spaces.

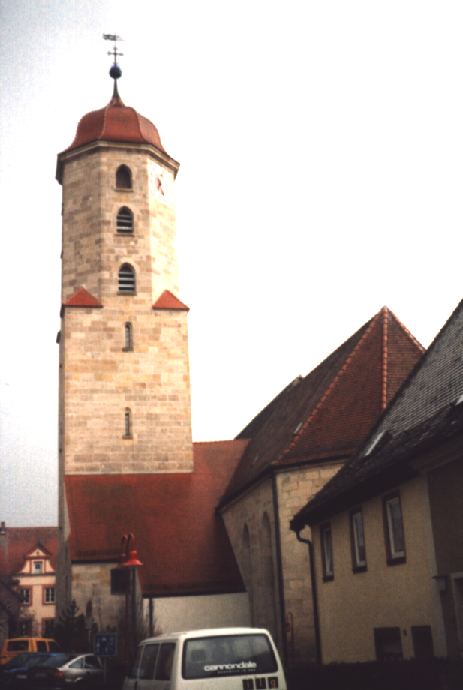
xmin=71 ymin=563 xmax=124 ymax=633
xmin=61 ymin=147 xmax=179 ymax=305
xmin=60 ymin=305 xmax=193 ymax=474
xmin=221 ymin=462 xmax=343 ymax=668
xmin=276 ymin=462 xmax=343 ymax=666
xmin=221 ymin=478 xmax=283 ymax=653
xmin=59 ymin=143 xmax=193 ymax=475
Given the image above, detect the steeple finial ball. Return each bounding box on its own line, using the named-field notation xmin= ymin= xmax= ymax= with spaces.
xmin=110 ymin=63 xmax=122 ymax=80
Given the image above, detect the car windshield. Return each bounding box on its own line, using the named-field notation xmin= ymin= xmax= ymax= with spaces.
xmin=2 ymin=653 xmax=31 ymax=669
xmin=183 ymin=634 xmax=278 ymax=679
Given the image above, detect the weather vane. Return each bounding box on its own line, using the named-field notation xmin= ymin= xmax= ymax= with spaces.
xmin=103 ymin=34 xmax=123 ymax=97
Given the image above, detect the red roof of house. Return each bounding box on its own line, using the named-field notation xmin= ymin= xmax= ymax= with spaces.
xmin=222 ymin=307 xmax=423 ymax=502
xmin=152 ymin=290 xmax=189 ymax=311
xmin=63 ymin=286 xmax=102 ymax=308
xmin=65 ymin=441 xmax=248 ymax=596
xmin=66 ymin=94 xmax=165 ymax=153
xmin=0 ymin=526 xmax=58 ymax=577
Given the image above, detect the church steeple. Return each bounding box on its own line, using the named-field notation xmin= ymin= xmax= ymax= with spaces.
xmin=57 ymin=55 xmax=193 ymax=479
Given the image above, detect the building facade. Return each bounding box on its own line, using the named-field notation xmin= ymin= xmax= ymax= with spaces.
xmin=0 ymin=524 xmax=57 ymax=644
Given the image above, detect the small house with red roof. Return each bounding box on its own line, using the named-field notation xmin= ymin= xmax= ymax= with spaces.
xmin=55 ymin=55 xmax=424 ymax=668
xmin=0 ymin=523 xmax=58 ymax=644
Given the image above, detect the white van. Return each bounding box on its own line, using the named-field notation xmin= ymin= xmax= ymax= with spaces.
xmin=123 ymin=627 xmax=287 ymax=690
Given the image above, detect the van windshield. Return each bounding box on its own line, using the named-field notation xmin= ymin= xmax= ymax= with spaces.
xmin=183 ymin=634 xmax=278 ymax=679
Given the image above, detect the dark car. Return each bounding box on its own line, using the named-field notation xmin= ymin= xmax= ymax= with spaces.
xmin=26 ymin=653 xmax=103 ymax=689
xmin=0 ymin=653 xmax=52 ymax=689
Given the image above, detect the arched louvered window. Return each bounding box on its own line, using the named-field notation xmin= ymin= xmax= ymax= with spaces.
xmin=118 ymin=264 xmax=136 ymax=294
xmin=123 ymin=322 xmax=133 ymax=351
xmin=124 ymin=408 xmax=132 ymax=438
xmin=116 ymin=206 xmax=134 ymax=234
xmin=116 ymin=165 xmax=132 ymax=189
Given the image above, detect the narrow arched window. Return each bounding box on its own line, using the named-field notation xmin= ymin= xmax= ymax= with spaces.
xmin=118 ymin=264 xmax=136 ymax=294
xmin=116 ymin=207 xmax=134 ymax=234
xmin=123 ymin=322 xmax=133 ymax=351
xmin=116 ymin=165 xmax=132 ymax=189
xmin=123 ymin=408 xmax=132 ymax=438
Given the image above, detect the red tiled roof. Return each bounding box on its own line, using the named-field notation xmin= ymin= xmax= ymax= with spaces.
xmin=66 ymin=94 xmax=165 ymax=153
xmin=63 ymin=287 xmax=102 ymax=308
xmin=152 ymin=290 xmax=189 ymax=311
xmin=222 ymin=308 xmax=423 ymax=502
xmin=0 ymin=527 xmax=58 ymax=577
xmin=65 ymin=441 xmax=248 ymax=596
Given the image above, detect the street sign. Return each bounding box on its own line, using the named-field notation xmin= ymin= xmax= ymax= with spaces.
xmin=94 ymin=632 xmax=118 ymax=657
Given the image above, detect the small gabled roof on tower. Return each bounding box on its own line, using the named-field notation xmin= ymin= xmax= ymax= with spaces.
xmin=61 ymin=287 xmax=102 ymax=313
xmin=220 ymin=307 xmax=423 ymax=505
xmin=152 ymin=290 xmax=189 ymax=311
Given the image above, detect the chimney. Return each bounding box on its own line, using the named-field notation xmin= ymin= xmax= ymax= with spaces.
xmin=0 ymin=521 xmax=6 ymax=535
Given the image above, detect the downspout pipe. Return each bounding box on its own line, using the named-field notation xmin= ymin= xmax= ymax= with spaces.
xmin=296 ymin=529 xmax=322 ymax=665
xmin=271 ymin=473 xmax=288 ymax=668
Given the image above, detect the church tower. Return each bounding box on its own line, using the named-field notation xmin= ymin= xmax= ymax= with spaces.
xmin=56 ymin=59 xmax=193 ymax=492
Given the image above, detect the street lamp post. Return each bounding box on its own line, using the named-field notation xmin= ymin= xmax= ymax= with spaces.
xmin=120 ymin=533 xmax=143 ymax=666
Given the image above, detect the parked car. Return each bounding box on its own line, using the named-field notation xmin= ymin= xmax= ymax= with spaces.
xmin=0 ymin=638 xmax=60 ymax=666
xmin=123 ymin=627 xmax=287 ymax=690
xmin=26 ymin=653 xmax=103 ymax=689
xmin=0 ymin=653 xmax=52 ymax=689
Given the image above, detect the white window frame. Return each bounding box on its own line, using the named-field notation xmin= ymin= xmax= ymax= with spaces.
xmin=384 ymin=494 xmax=406 ymax=562
xmin=351 ymin=508 xmax=367 ymax=570
xmin=320 ymin=523 xmax=334 ymax=580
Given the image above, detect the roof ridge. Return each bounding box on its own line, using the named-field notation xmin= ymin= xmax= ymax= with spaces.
xmin=381 ymin=307 xmax=388 ymax=410
xmin=385 ymin=306 xmax=425 ymax=353
xmin=281 ymin=310 xmax=383 ymax=459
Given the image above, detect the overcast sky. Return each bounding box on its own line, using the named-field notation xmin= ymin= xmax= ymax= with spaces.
xmin=1 ymin=0 xmax=463 ymax=526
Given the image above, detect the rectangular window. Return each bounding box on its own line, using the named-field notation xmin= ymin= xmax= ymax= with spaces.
xmin=155 ymin=643 xmax=175 ymax=681
xmin=383 ymin=494 xmax=406 ymax=564
xmin=43 ymin=586 xmax=55 ymax=604
xmin=33 ymin=560 xmax=44 ymax=573
xmin=412 ymin=626 xmax=434 ymax=659
xmin=350 ymin=508 xmax=367 ymax=571
xmin=320 ymin=523 xmax=334 ymax=581
xmin=374 ymin=627 xmax=403 ymax=661
xmin=19 ymin=587 xmax=32 ymax=606
xmin=183 ymin=634 xmax=277 ymax=679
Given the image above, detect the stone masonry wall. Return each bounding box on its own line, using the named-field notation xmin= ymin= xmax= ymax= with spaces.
xmin=276 ymin=462 xmax=343 ymax=666
xmin=60 ymin=143 xmax=192 ymax=475
xmin=71 ymin=563 xmax=124 ymax=633
xmin=221 ymin=478 xmax=283 ymax=653
xmin=61 ymin=147 xmax=179 ymax=305
xmin=61 ymin=306 xmax=193 ymax=474
xmin=222 ymin=462 xmax=343 ymax=668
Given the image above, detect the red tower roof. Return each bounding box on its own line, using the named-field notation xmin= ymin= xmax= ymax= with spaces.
xmin=67 ymin=94 xmax=165 ymax=153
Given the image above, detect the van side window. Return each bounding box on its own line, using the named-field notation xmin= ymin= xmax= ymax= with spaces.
xmin=37 ymin=641 xmax=47 ymax=652
xmin=156 ymin=643 xmax=175 ymax=681
xmin=139 ymin=644 xmax=159 ymax=680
